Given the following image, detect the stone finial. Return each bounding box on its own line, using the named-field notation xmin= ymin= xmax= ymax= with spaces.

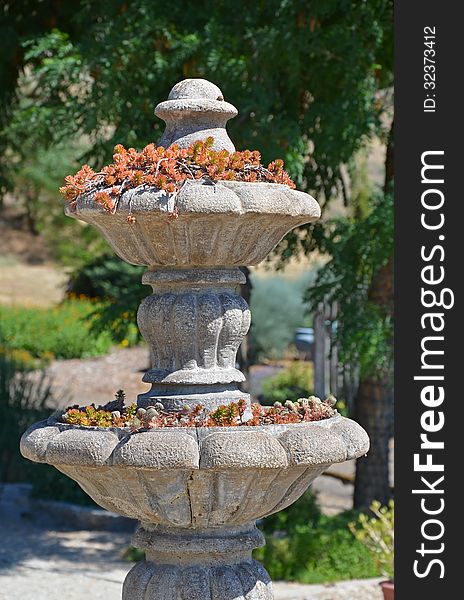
xmin=155 ymin=78 xmax=238 ymax=152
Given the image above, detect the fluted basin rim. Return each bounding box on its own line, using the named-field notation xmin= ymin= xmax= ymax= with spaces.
xmin=66 ymin=180 xmax=320 ymax=219
xmin=20 ymin=414 xmax=369 ymax=471
xmin=64 ymin=180 xmax=321 ymax=267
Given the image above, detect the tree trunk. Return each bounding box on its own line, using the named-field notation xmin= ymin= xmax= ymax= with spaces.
xmin=353 ymin=120 xmax=394 ymax=509
xmin=354 ymin=376 xmax=393 ymax=508
xmin=24 ymin=186 xmax=39 ymax=235
xmin=353 ymin=257 xmax=394 ymax=508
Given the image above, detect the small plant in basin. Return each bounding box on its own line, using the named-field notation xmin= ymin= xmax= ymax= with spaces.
xmin=60 ymin=137 xmax=295 ymax=222
xmin=59 ymin=390 xmax=338 ymax=429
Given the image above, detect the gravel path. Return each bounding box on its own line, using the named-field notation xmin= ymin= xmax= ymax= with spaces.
xmin=44 ymin=346 xmax=152 ymax=408
xmin=0 ymin=485 xmax=383 ymax=600
xmin=44 ymin=348 xmax=286 ymax=409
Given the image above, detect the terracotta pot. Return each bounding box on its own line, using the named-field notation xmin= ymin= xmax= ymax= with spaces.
xmin=380 ymin=580 xmax=394 ymax=600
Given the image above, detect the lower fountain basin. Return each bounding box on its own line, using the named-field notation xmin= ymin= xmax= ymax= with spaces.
xmin=20 ymin=415 xmax=368 ymax=527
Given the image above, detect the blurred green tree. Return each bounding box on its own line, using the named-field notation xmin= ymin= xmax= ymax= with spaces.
xmin=0 ymin=0 xmax=393 ymax=507
xmin=2 ymin=0 xmax=392 ymax=204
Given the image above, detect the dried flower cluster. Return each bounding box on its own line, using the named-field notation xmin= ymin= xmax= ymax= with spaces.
xmin=60 ymin=392 xmax=337 ymax=429
xmin=59 ymin=137 xmax=295 ymax=222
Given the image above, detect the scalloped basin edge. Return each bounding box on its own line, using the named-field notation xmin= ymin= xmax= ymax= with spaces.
xmin=65 ymin=180 xmax=321 ymax=267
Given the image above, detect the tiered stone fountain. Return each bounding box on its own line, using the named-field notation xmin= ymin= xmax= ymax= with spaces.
xmin=21 ymin=79 xmax=369 ymax=600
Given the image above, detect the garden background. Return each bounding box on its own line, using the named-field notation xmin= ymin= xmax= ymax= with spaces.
xmin=0 ymin=0 xmax=393 ymax=590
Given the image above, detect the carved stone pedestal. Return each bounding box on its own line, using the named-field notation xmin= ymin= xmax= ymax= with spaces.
xmin=137 ymin=268 xmax=251 ymax=410
xmin=123 ymin=524 xmax=272 ymax=600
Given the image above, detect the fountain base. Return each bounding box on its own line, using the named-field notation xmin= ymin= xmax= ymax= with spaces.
xmin=124 ymin=524 xmax=272 ymax=599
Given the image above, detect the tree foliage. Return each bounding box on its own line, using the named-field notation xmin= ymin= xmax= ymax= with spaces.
xmin=1 ymin=0 xmax=394 ymax=377
xmin=306 ymin=193 xmax=393 ymax=379
xmin=2 ymin=1 xmax=392 ymax=208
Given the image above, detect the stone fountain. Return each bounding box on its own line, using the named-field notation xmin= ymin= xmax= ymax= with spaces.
xmin=21 ymin=79 xmax=369 ymax=600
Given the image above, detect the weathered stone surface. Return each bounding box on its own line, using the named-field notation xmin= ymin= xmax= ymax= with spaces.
xmin=112 ymin=430 xmax=199 ymax=469
xmin=278 ymin=427 xmax=346 ymax=466
xmin=123 ymin=525 xmax=272 ymax=600
xmin=123 ymin=559 xmax=273 ymax=600
xmin=19 ymin=420 xmax=61 ymax=463
xmin=137 ymin=385 xmax=250 ymax=412
xmin=133 ymin=523 xmax=265 ymax=558
xmin=329 ymin=417 xmax=370 ymax=458
xmin=21 ymin=416 xmax=369 ymax=472
xmin=44 ymin=428 xmax=119 ymax=466
xmin=136 ymin=266 xmax=251 ymax=410
xmin=155 ymin=78 xmax=238 ymax=152
xmin=20 ymin=416 xmax=369 ymax=528
xmin=200 ymin=431 xmax=288 ymax=470
xmin=66 ymin=181 xmax=320 ymax=268
xmin=138 ymin=274 xmax=250 ymax=383
xmin=276 ymin=417 xmax=370 ymax=466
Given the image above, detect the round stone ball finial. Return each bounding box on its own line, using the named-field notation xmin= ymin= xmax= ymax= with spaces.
xmin=155 ymin=78 xmax=238 ymax=152
xmin=167 ymin=79 xmax=225 ymax=101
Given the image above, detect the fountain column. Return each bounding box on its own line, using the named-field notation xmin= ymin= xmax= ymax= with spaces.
xmin=137 ymin=267 xmax=251 ymax=410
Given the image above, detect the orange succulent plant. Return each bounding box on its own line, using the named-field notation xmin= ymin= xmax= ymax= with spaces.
xmin=60 ymin=137 xmax=295 ymax=222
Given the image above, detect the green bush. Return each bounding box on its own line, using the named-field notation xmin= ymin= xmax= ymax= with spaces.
xmin=255 ymin=490 xmax=380 ymax=584
xmin=250 ymin=273 xmax=314 ymax=361
xmin=29 ymin=463 xmax=97 ymax=506
xmin=261 ymin=361 xmax=313 ymax=405
xmin=67 ymin=253 xmax=145 ymax=299
xmin=349 ymin=500 xmax=394 ymax=579
xmin=0 ymin=352 xmax=96 ymax=505
xmin=0 ymin=352 xmax=51 ymax=482
xmin=67 ymin=253 xmax=146 ymax=346
xmin=0 ymin=299 xmax=114 ymax=360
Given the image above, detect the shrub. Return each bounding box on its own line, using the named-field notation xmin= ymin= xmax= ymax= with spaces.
xmin=29 ymin=463 xmax=97 ymax=506
xmin=0 ymin=352 xmax=96 ymax=505
xmin=349 ymin=500 xmax=394 ymax=579
xmin=0 ymin=345 xmax=48 ymax=370
xmin=261 ymin=361 xmax=314 ymax=405
xmin=255 ymin=490 xmax=380 ymax=584
xmin=0 ymin=352 xmax=51 ymax=482
xmin=250 ymin=274 xmax=314 ymax=361
xmin=0 ymin=299 xmax=114 ymax=360
xmin=67 ymin=253 xmax=146 ymax=346
xmin=67 ymin=253 xmax=145 ymax=299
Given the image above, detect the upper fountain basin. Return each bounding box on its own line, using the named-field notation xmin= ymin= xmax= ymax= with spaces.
xmin=66 ymin=179 xmax=320 ymax=267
